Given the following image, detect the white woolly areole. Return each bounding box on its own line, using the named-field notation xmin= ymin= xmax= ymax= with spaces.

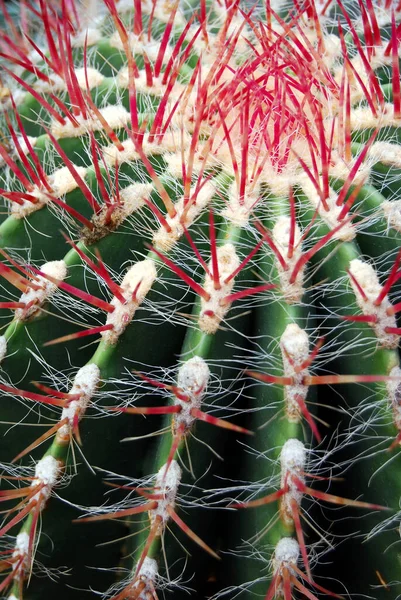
xmin=119 ymin=183 xmax=154 ymax=215
xmin=153 ymin=182 xmax=216 ymax=252
xmin=368 ymin=141 xmax=401 ymax=168
xmin=220 ymin=183 xmax=261 ymax=227
xmin=10 ymin=165 xmax=87 ymax=219
xmin=0 ymin=336 xmax=6 ymax=363
xmin=273 ymin=537 xmax=299 ymax=575
xmin=273 ymin=217 xmax=304 ymax=303
xmin=329 ymin=153 xmax=371 ymax=187
xmin=34 ymin=455 xmax=60 ymax=487
xmin=34 ymin=68 xmax=104 ymax=93
xmin=91 ymin=183 xmax=154 ymax=232
xmin=348 ymin=259 xmax=398 ymax=349
xmin=260 ymin=169 xmax=297 ymax=198
xmin=51 ymin=105 xmax=130 ymax=139
xmin=297 ymin=174 xmax=355 ymax=241
xmin=57 ymin=364 xmax=100 ymax=442
xmin=150 ymin=460 xmax=182 ymax=532
xmin=103 ymin=138 xmax=140 ymax=166
xmin=19 ymin=135 xmax=37 ymax=153
xmin=280 ymin=439 xmax=306 ymax=525
xmin=150 ymin=2 xmax=186 ymax=25
xmin=117 ymin=0 xmax=143 ymax=11
xmin=71 ymin=22 xmax=102 ymax=48
xmin=118 ymin=70 xmax=167 ymax=97
xmin=174 ymin=357 xmax=210 ymax=433
xmin=14 ymin=532 xmax=29 ymax=557
xmin=351 ymin=103 xmax=401 ymax=130
xmin=9 ymin=184 xmax=45 ymax=219
xmin=15 ymin=261 xmax=67 ymax=321
xmin=11 ymin=532 xmax=30 ymax=579
xmin=71 ymin=27 xmax=101 ymax=47
xmin=199 ymin=243 xmax=240 ymax=335
xmin=382 ymin=200 xmax=401 ymax=232
xmin=102 ymin=260 xmax=157 ymax=345
xmin=164 ymin=146 xmax=215 ymax=179
xmin=134 ymin=557 xmax=158 ymax=598
xmin=103 ymin=131 xmax=191 ymax=167
xmin=136 ymin=556 xmax=158 ymax=580
xmin=280 ymin=324 xmax=309 ymax=422
xmin=49 ymin=165 xmax=88 ymax=196
xmin=32 ymin=455 xmax=62 ymax=508
xmin=387 ymin=366 xmax=401 ymax=431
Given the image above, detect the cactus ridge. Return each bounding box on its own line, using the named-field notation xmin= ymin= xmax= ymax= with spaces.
xmin=0 ymin=1 xmax=401 ymax=599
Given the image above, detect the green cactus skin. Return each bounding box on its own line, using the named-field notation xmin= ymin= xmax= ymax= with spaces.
xmin=1 ymin=1 xmax=401 ymax=599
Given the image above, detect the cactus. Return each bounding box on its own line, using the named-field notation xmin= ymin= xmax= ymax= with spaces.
xmin=0 ymin=0 xmax=401 ymax=598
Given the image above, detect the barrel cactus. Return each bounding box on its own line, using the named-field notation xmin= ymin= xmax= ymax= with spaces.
xmin=0 ymin=0 xmax=401 ymax=598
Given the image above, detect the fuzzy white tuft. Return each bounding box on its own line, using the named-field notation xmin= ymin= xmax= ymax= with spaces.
xmin=382 ymin=200 xmax=401 ymax=232
xmin=50 ymin=166 xmax=88 ymax=196
xmin=134 ymin=557 xmax=158 ymax=595
xmin=280 ymin=439 xmax=307 ymax=524
xmin=368 ymin=141 xmax=401 ymax=168
xmin=57 ymin=364 xmax=100 ymax=443
xmin=102 ymin=260 xmax=157 ymax=345
xmin=174 ymin=357 xmax=210 ymax=432
xmin=351 ymin=104 xmax=400 ymax=130
xmin=15 ymin=261 xmax=67 ymax=321
xmin=153 ymin=182 xmax=216 ymax=252
xmin=14 ymin=532 xmax=29 ymax=557
xmin=348 ymin=259 xmax=398 ymax=348
xmin=72 ymin=28 xmax=101 ymax=47
xmin=273 ymin=537 xmax=299 ymax=569
xmin=11 ymin=165 xmax=87 ymax=219
xmin=273 ymin=217 xmax=304 ymax=303
xmin=51 ymin=105 xmax=130 ymax=139
xmin=280 ymin=324 xmax=310 ymax=422
xmin=0 ymin=336 xmax=6 ymax=364
xmin=164 ymin=146 xmax=214 ymax=179
xmin=34 ymin=68 xmax=104 ymax=93
xmin=220 ymin=184 xmax=261 ymax=227
xmin=150 ymin=460 xmax=182 ymax=532
xmin=11 ymin=532 xmax=30 ymax=581
xmin=120 ymin=183 xmax=154 ymax=213
xmin=118 ymin=70 xmax=166 ymax=96
xmin=34 ymin=455 xmax=61 ymax=487
xmin=297 ymin=174 xmax=355 ymax=241
xmin=32 ymin=455 xmax=62 ymax=508
xmin=199 ymin=244 xmax=240 ymax=334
